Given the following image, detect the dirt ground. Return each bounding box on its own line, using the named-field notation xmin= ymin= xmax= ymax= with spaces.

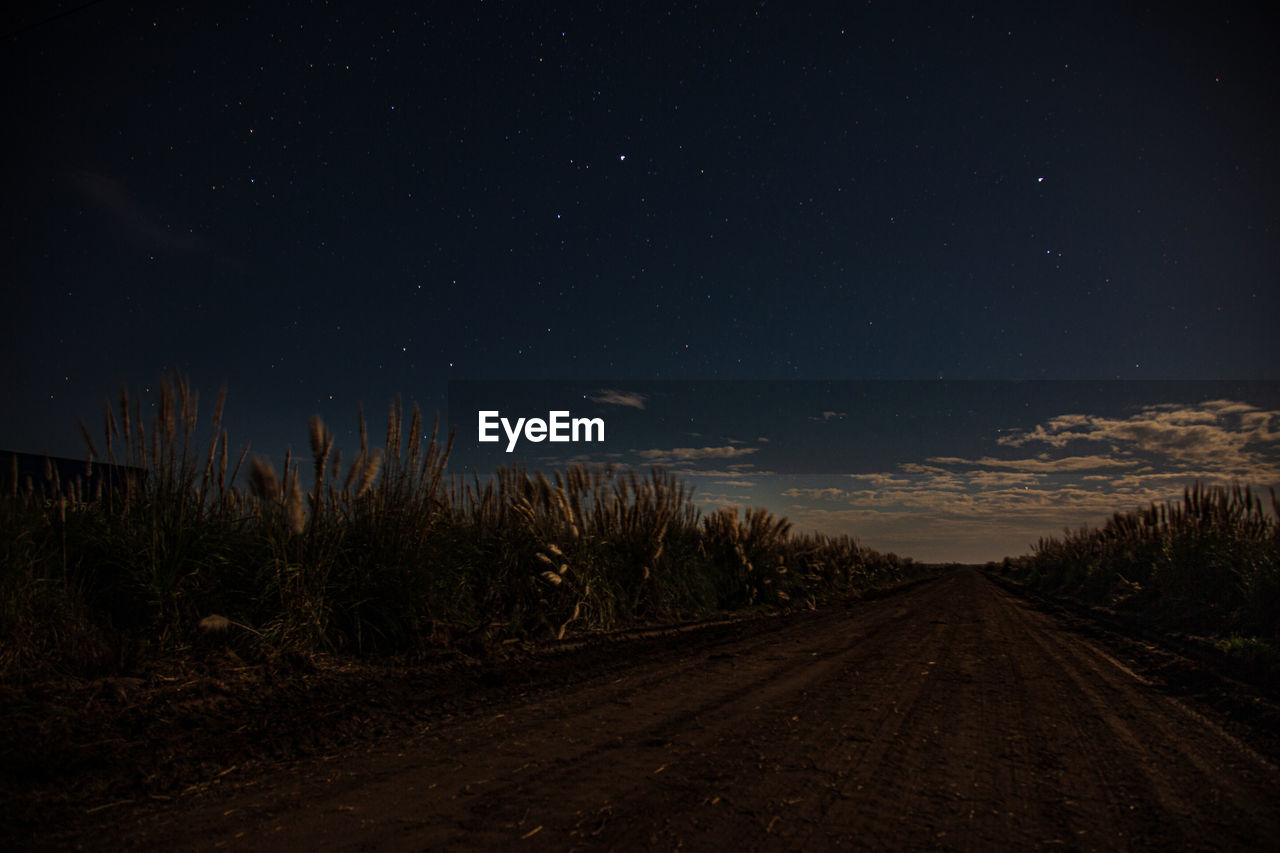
xmin=8 ymin=569 xmax=1280 ymax=851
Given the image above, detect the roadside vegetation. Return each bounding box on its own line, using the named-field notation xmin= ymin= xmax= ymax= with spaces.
xmin=1 ymin=372 xmax=924 ymax=683
xmin=996 ymin=482 xmax=1280 ymax=676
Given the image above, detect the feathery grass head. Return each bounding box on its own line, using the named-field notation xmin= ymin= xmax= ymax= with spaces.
xmin=249 ymin=457 xmax=281 ymax=502
xmin=309 ymin=415 xmax=332 ymax=467
xmin=285 ymin=474 xmax=306 ymax=535
xmin=355 ymin=450 xmax=383 ymax=499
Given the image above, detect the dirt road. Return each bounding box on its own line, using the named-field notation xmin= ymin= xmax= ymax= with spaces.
xmin=56 ymin=570 xmax=1280 ymax=850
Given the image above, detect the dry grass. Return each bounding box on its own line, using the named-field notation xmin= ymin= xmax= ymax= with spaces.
xmin=0 ymin=370 xmax=925 ymax=681
xmin=1000 ymin=482 xmax=1280 ymax=642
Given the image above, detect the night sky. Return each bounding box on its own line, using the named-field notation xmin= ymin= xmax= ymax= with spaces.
xmin=4 ymin=2 xmax=1278 ymax=560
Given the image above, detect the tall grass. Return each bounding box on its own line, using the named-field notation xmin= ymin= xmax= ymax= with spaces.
xmin=0 ymin=372 xmax=921 ymax=681
xmin=1001 ymin=483 xmax=1280 ymax=640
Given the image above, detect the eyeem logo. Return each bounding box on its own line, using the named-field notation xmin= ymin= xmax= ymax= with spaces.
xmin=478 ymin=410 xmax=605 ymax=452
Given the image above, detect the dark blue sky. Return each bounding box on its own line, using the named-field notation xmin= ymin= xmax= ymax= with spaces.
xmin=3 ymin=2 xmax=1278 ymax=548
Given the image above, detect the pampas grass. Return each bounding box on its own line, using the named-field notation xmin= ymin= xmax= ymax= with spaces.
xmin=1002 ymin=482 xmax=1280 ymax=641
xmin=0 ymin=371 xmax=925 ymax=680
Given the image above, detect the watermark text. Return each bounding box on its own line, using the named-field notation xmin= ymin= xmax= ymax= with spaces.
xmin=478 ymin=410 xmax=605 ymax=452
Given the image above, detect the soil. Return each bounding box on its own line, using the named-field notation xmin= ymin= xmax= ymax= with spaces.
xmin=5 ymin=569 xmax=1279 ymax=851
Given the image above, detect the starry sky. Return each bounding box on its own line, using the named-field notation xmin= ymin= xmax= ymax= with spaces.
xmin=3 ymin=2 xmax=1278 ymax=560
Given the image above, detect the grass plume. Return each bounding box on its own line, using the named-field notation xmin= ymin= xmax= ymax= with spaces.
xmin=999 ymin=482 xmax=1280 ymax=644
xmin=1 ymin=373 xmax=928 ymax=679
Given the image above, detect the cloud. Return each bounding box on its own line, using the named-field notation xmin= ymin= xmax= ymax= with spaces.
xmin=992 ymin=400 xmax=1280 ymax=474
xmin=898 ymin=463 xmax=952 ymax=476
xmin=588 ymin=388 xmax=647 ymax=409
xmin=553 ymin=452 xmax=628 ymax=464
xmin=1107 ymin=469 xmax=1280 ymax=490
xmin=927 ymin=454 xmax=1138 ymax=472
xmin=632 ymin=445 xmax=761 ymax=464
xmin=810 ymin=411 xmax=847 ymax=422
xmin=781 ymin=487 xmax=849 ymax=501
xmin=696 ymin=492 xmax=757 ymax=508
xmin=964 ymin=470 xmax=1041 ymax=488
xmin=670 ymin=466 xmax=775 ymax=477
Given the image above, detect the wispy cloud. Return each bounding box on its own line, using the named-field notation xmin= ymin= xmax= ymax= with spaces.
xmin=588 ymin=389 xmax=647 ymax=409
xmin=696 ymin=491 xmax=758 ymax=508
xmin=672 ymin=466 xmax=775 ymax=478
xmin=632 ymin=445 xmax=761 ymax=464
xmin=927 ymin=454 xmax=1139 ymax=472
xmin=782 ymin=487 xmax=849 ymax=501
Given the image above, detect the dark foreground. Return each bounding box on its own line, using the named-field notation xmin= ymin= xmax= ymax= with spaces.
xmin=11 ymin=570 xmax=1280 ymax=850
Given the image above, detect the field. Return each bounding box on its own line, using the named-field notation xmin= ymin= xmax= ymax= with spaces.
xmin=997 ymin=481 xmax=1280 ymax=680
xmin=1 ymin=373 xmax=927 ymax=683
